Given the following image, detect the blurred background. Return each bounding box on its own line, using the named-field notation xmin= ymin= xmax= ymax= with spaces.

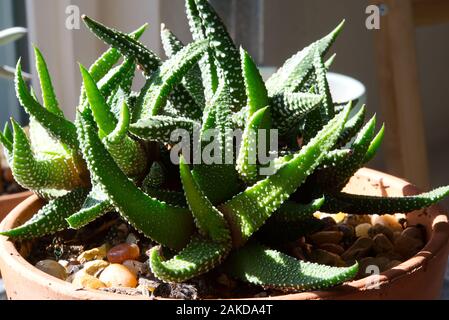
xmin=0 ymin=0 xmax=448 ymax=298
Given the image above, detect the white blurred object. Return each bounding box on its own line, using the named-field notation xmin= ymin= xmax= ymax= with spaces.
xmin=327 ymin=72 xmax=366 ymax=109
xmin=0 ymin=27 xmax=27 ymax=46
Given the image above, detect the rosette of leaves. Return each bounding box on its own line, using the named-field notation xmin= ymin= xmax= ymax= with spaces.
xmin=1 ymin=0 xmax=448 ymax=292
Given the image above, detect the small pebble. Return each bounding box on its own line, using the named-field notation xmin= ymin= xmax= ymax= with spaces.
xmin=72 ymin=271 xmax=107 ymax=289
xmin=355 ymin=223 xmax=371 ymax=238
xmin=309 ymin=249 xmax=346 ymax=267
xmin=394 ymin=234 xmax=424 ymax=259
xmin=320 ymin=217 xmax=337 ymax=229
xmin=371 ymin=214 xmax=402 ymax=232
xmin=318 ymin=243 xmax=345 ymax=255
xmin=35 ymin=260 xmax=67 ymax=280
xmin=107 ymin=243 xmax=140 ymax=264
xmin=401 ymin=226 xmax=425 ymax=241
xmin=345 ymin=215 xmax=371 ymax=227
xmin=331 ymin=212 xmax=346 ymax=224
xmin=358 ymin=256 xmax=390 ymax=277
xmin=309 ymin=231 xmax=343 ymax=246
xmin=122 ymin=259 xmax=146 ymax=276
xmin=337 ymin=224 xmax=355 ymax=240
xmin=99 ymin=264 xmax=138 ymax=288
xmin=58 ymin=260 xmax=69 ymax=268
xmin=126 ymin=233 xmax=139 ymax=244
xmin=83 ymin=260 xmax=109 ymax=276
xmin=77 ymin=244 xmax=108 ymax=263
xmin=372 ymin=233 xmax=394 ymax=254
xmin=341 ymin=237 xmax=373 ymax=262
xmin=368 ymin=223 xmax=394 ymax=242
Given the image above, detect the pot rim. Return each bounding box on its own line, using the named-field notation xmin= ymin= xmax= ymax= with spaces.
xmin=0 ymin=168 xmax=448 ymax=300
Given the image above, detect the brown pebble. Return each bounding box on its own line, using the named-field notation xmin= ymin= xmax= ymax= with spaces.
xmin=321 ymin=217 xmax=337 ymax=229
xmin=83 ymin=260 xmax=109 ymax=276
xmin=99 ymin=264 xmax=138 ymax=288
xmin=394 ymin=234 xmax=424 ymax=259
xmin=371 ymin=214 xmax=402 ymax=232
xmin=35 ymin=260 xmax=67 ymax=280
xmin=77 ymin=244 xmax=108 ymax=263
xmin=368 ymin=223 xmax=394 ymax=242
xmin=318 ymin=243 xmax=345 ymax=255
xmin=341 ymin=237 xmax=373 ymax=262
xmin=345 ymin=215 xmax=371 ymax=227
xmin=372 ymin=233 xmax=394 ymax=254
xmin=309 ymin=231 xmax=343 ymax=246
xmin=72 ymin=271 xmax=106 ymax=289
xmin=309 ymin=249 xmax=346 ymax=267
xmin=122 ymin=260 xmax=146 ymax=276
xmin=401 ymin=226 xmax=425 ymax=241
xmin=337 ymin=224 xmax=355 ymax=241
xmin=107 ymin=243 xmax=140 ymax=264
xmin=355 ymin=223 xmax=371 ymax=238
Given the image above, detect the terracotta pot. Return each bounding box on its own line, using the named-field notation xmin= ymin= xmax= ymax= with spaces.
xmin=0 ymin=191 xmax=33 ymax=223
xmin=0 ymin=168 xmax=448 ymax=300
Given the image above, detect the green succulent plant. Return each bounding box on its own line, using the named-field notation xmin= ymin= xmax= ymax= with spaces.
xmin=1 ymin=0 xmax=449 ymax=292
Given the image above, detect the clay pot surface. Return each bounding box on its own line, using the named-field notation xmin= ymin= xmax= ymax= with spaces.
xmin=0 ymin=168 xmax=448 ymax=300
xmin=0 ymin=191 xmax=33 ymax=223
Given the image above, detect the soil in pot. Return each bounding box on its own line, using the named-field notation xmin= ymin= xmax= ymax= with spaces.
xmin=14 ymin=209 xmax=425 ymax=300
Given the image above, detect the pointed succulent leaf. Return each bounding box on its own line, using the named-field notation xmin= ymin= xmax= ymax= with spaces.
xmin=15 ymin=60 xmax=78 ymax=149
xmin=144 ymin=188 xmax=187 ymax=207
xmin=337 ymin=105 xmax=366 ymax=147
xmin=142 ymin=161 xmax=165 ymax=189
xmin=318 ymin=115 xmax=376 ymax=191
xmin=140 ymin=39 xmax=208 ymax=118
xmin=79 ymin=24 xmax=146 ymax=106
xmin=193 ymin=84 xmax=241 ymax=204
xmin=66 ymin=186 xmax=113 ymax=229
xmin=323 ymin=186 xmax=449 ymax=215
xmin=266 ymin=20 xmax=344 ymax=96
xmin=271 ymin=92 xmax=323 ymax=134
xmin=236 ymin=107 xmax=271 ymax=185
xmin=312 ymin=48 xmax=334 ymax=122
xmin=193 ymin=0 xmax=246 ymax=108
xmin=34 ymin=46 xmax=64 ymax=117
xmin=240 ymin=48 xmax=268 ymax=116
xmin=76 ymin=109 xmax=194 ymax=250
xmin=185 ymin=0 xmax=218 ymax=101
xmin=130 ymin=115 xmax=199 ymax=144
xmin=161 ymin=25 xmax=205 ymax=108
xmin=0 ymin=188 xmax=88 ymax=239
xmin=103 ymin=102 xmax=148 ymax=177
xmin=220 ymin=105 xmax=351 ymax=247
xmin=225 ymin=242 xmax=358 ymax=291
xmin=180 ymin=155 xmax=230 ymax=242
xmin=79 ymin=64 xmax=117 ymax=137
xmin=363 ymin=124 xmax=385 ymax=163
xmin=0 ymin=123 xmax=13 ymax=154
xmin=11 ymin=120 xmax=83 ymax=191
xmin=88 ymin=24 xmax=147 ymax=81
xmin=149 ymin=236 xmax=231 ymax=283
xmin=97 ymin=58 xmax=136 ymax=102
xmin=82 ymin=16 xmax=160 ymax=75
xmin=321 ymin=149 xmax=352 ymax=168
